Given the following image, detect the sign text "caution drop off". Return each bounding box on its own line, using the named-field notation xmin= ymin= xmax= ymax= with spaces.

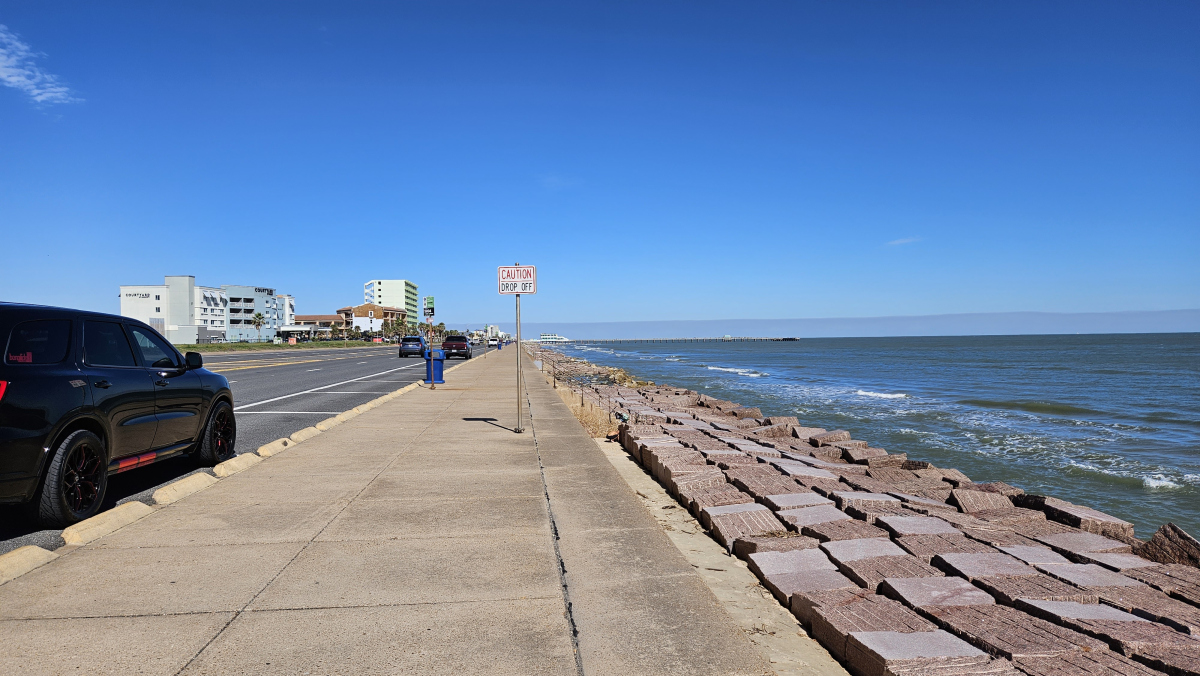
xmin=498 ymin=266 xmax=537 ymax=294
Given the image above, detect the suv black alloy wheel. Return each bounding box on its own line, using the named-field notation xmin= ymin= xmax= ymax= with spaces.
xmin=37 ymin=429 xmax=108 ymax=527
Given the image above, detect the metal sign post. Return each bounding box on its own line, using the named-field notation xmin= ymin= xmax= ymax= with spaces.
xmin=498 ymin=264 xmax=536 ymax=434
xmin=424 ymin=296 xmax=435 ymax=390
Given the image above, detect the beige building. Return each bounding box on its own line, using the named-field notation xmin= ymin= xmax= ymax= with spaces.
xmin=336 ymin=303 xmax=406 ymax=333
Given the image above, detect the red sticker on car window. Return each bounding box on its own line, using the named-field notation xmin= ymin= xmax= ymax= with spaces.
xmin=8 ymin=352 xmax=33 ymax=363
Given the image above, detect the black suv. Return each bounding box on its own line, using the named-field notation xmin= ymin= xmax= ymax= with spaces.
xmin=0 ymin=303 xmax=236 ymax=526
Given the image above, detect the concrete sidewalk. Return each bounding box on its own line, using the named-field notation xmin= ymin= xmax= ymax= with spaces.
xmin=0 ymin=349 xmax=821 ymax=675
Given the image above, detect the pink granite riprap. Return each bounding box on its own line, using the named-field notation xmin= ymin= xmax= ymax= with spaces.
xmin=839 ymin=555 xmax=946 ymax=591
xmin=715 ymin=457 xmax=763 ymax=469
xmin=1037 ymin=497 xmax=1136 ymax=541
xmin=823 ymin=538 xmax=909 ymax=565
xmin=879 ymin=576 xmax=996 ymax=609
xmin=732 ymin=534 xmax=821 ymax=559
xmin=844 ymin=446 xmax=888 ymax=463
xmin=810 ymin=595 xmax=938 ymax=660
xmin=689 ymin=488 xmax=755 ymax=516
xmin=972 ymin=508 xmax=1050 ymax=527
xmin=889 ymin=492 xmax=958 ymax=512
xmin=771 ymin=461 xmax=840 ymax=481
xmin=833 ymin=491 xmax=903 ymax=511
xmin=1035 ymin=564 xmax=1147 ymax=590
xmin=706 ymin=505 xmax=788 ymax=550
xmin=791 ymin=426 xmax=828 ymax=441
xmin=803 ymin=520 xmax=891 ymax=543
xmin=1123 ymin=564 xmax=1200 ymax=608
xmin=866 ymin=467 xmax=922 ymax=483
xmin=896 ymin=534 xmax=999 ymax=563
xmin=733 ymin=476 xmax=807 ymax=499
xmin=776 ymin=505 xmax=853 ymax=530
xmin=998 ymin=546 xmax=1072 ymax=567
xmin=1015 ymin=599 xmax=1200 ymax=655
xmin=748 ymin=548 xmax=837 ymax=578
xmin=968 ymin=482 xmax=1026 ymax=497
xmin=797 ymin=477 xmax=852 ymax=497
xmin=762 ymin=492 xmax=833 ymax=511
xmin=878 ymin=515 xmax=962 ymax=537
xmin=722 ymin=465 xmax=781 ymax=482
xmin=932 ymin=552 xmax=1038 ymax=580
xmin=810 ymin=430 xmax=852 ymax=446
xmin=1092 ymin=585 xmax=1200 ymax=635
xmin=974 ymin=573 xmax=1100 ymax=605
xmin=1036 ymin=532 xmax=1135 ymax=557
xmin=950 ymin=489 xmax=1015 ymax=513
xmin=790 ymin=586 xmax=874 ymax=627
xmin=1010 ymin=647 xmax=1164 ymax=676
xmin=1080 ymin=553 xmax=1162 ymax=572
xmin=862 ymin=454 xmax=909 ymax=469
xmin=958 ymin=526 xmax=1043 ymax=549
xmin=842 ymin=629 xmax=996 ymax=676
xmin=1022 ymin=519 xmax=1088 ymax=537
xmin=924 ymin=604 xmax=1108 ymax=659
xmin=845 ymin=504 xmax=914 ymax=525
xmin=1130 ymin=644 xmax=1200 ymax=676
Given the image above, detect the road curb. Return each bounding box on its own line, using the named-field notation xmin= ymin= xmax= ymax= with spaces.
xmin=289 ymin=426 xmax=321 ymax=443
xmin=315 ymin=416 xmax=341 ymax=431
xmin=0 ymin=546 xmax=58 ymax=586
xmin=152 ymin=473 xmax=219 ymax=505
xmin=256 ymin=437 xmax=292 ymax=457
xmin=213 ymin=452 xmax=263 ymax=477
xmin=60 ymin=501 xmax=154 ymax=546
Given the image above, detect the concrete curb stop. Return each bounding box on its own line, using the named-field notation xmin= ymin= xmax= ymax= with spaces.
xmin=60 ymin=501 xmax=154 ymax=546
xmin=315 ymin=416 xmax=341 ymax=432
xmin=0 ymin=546 xmax=58 ymax=585
xmin=289 ymin=426 xmax=320 ymax=444
xmin=256 ymin=438 xmax=292 ymax=458
xmin=213 ymin=452 xmax=263 ymax=478
xmin=152 ymin=473 xmax=219 ymax=505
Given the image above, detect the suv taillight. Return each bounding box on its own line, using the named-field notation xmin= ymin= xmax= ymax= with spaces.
xmin=0 ymin=381 xmax=7 ymax=404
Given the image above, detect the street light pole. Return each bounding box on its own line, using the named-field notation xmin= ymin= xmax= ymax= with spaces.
xmin=515 ymin=261 xmax=524 ymax=433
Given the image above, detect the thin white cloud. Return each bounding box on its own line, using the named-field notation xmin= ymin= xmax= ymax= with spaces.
xmin=0 ymin=24 xmax=78 ymax=104
xmin=886 ymin=237 xmax=921 ymax=246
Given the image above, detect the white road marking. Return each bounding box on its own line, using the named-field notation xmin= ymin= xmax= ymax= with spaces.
xmin=233 ymin=363 xmax=422 ymax=411
xmin=358 ymin=361 xmax=367 ymax=364
xmin=304 ymin=391 xmax=387 ymax=394
xmin=305 ymin=368 xmax=322 ymax=372
xmin=236 ymin=411 xmax=345 ymax=415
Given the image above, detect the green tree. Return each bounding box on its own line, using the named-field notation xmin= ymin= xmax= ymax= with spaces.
xmin=250 ymin=312 xmax=266 ymax=342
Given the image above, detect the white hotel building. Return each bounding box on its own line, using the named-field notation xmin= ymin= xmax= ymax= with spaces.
xmin=120 ymin=275 xmax=295 ymax=344
xmin=364 ymin=279 xmax=418 ymax=328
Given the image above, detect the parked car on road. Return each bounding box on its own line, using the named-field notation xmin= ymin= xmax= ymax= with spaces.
xmin=399 ymin=335 xmax=427 ymax=358
xmin=0 ymin=303 xmax=236 ymax=526
xmin=487 ymin=337 xmax=499 ymax=348
xmin=441 ymin=335 xmax=472 ymax=359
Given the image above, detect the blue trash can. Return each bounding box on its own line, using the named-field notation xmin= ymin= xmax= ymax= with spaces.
xmin=425 ymin=348 xmax=446 ymax=384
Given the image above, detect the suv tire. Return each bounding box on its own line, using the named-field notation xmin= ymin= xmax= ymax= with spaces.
xmin=37 ymin=430 xmax=108 ymax=528
xmin=196 ymin=400 xmax=236 ymax=465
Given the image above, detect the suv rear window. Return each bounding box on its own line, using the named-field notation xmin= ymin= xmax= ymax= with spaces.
xmin=443 ymin=336 xmax=466 ymax=342
xmin=6 ymin=320 xmax=72 ymax=365
xmin=402 ymin=337 xmax=423 ymax=343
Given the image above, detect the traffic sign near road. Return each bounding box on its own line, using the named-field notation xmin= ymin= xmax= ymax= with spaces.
xmin=498 ymin=266 xmax=536 ymax=294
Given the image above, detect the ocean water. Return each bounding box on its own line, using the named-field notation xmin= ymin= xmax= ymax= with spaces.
xmin=552 ymin=333 xmax=1200 ymax=540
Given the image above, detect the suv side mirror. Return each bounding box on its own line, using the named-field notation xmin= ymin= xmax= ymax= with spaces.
xmin=185 ymin=352 xmax=203 ymax=370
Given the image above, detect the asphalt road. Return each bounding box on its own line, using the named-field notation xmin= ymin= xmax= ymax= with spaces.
xmin=0 ymin=342 xmax=495 ymax=554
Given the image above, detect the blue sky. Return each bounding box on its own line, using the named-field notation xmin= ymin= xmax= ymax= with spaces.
xmin=1 ymin=2 xmax=1197 ymax=329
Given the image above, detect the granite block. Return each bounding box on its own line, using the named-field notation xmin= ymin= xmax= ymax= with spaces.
xmin=1092 ymin=585 xmax=1200 ymax=635
xmin=975 ymin=573 xmax=1100 ymax=605
xmin=811 ymin=430 xmax=852 ymax=446
xmin=1010 ymin=648 xmax=1164 ymax=676
xmin=897 ymin=534 xmax=999 ymax=563
xmin=1131 ymin=644 xmax=1200 ymax=676
xmin=763 ymin=492 xmax=833 ymax=511
xmin=839 ymin=555 xmax=946 ymax=591
xmin=951 ymin=489 xmax=1015 ymax=513
xmin=834 ymin=491 xmax=904 ymax=510
xmin=999 ymin=546 xmax=1072 ymax=567
xmin=790 ymin=586 xmax=874 ymax=626
xmin=879 ymin=516 xmax=962 ymax=537
xmin=933 ymin=552 xmax=1038 ymax=580
xmin=1034 ymin=532 xmax=1133 ymax=557
xmin=879 ymin=576 xmax=996 ymax=609
xmin=701 ymin=501 xmax=770 ymax=530
xmin=1036 ymin=564 xmax=1146 ymax=589
xmin=1080 ymin=553 xmax=1162 ymax=572
xmin=804 ymin=520 xmax=891 ymax=543
xmin=732 ymin=533 xmax=820 ymax=559
xmin=708 ymin=507 xmax=788 ymax=551
xmin=843 ymin=629 xmax=993 ymax=676
xmin=1123 ymin=564 xmax=1200 ymax=608
xmin=925 ymin=604 xmax=1108 ymax=659
xmin=811 ymin=595 xmax=937 ymax=660
xmin=823 ymin=538 xmax=909 ymax=564
xmin=776 ymin=505 xmax=853 ymax=530
xmin=748 ymin=548 xmax=837 ymax=578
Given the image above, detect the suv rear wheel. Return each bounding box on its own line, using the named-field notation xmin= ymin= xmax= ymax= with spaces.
xmin=37 ymin=430 xmax=108 ymax=527
xmin=196 ymin=400 xmax=236 ymax=465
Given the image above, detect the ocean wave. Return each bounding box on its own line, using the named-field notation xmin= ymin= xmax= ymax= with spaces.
xmin=960 ymin=399 xmax=1097 ymax=416
xmin=1143 ymin=475 xmax=1182 ymax=489
xmin=857 ymin=390 xmax=907 ymax=399
xmin=706 ymin=365 xmax=769 ymax=378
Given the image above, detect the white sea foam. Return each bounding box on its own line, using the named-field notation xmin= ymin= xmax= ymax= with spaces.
xmin=706 ymin=366 xmax=768 ymax=377
xmin=856 ymin=390 xmax=907 ymax=399
xmin=1144 ymin=475 xmax=1181 ymax=489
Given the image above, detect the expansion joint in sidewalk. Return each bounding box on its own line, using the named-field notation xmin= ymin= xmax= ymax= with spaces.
xmin=525 ymin=378 xmax=586 ymax=676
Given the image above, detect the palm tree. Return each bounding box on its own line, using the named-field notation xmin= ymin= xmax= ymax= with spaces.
xmin=251 ymin=312 xmax=266 ymax=342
